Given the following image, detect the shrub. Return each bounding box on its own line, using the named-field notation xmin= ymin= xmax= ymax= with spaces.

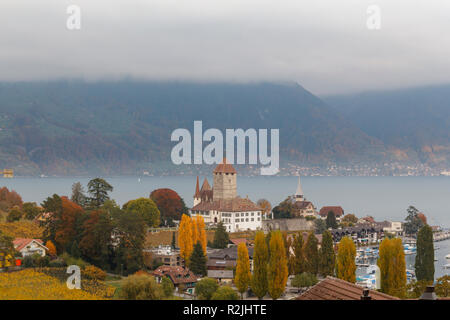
xmin=61 ymin=252 xmax=89 ymax=269
xmin=291 ymin=272 xmax=318 ymax=288
xmin=211 ymin=286 xmax=239 ymax=300
xmin=161 ymin=276 xmax=174 ymax=297
xmin=82 ymin=265 xmax=107 ymax=281
xmin=195 ymin=277 xmax=219 ymax=300
xmin=120 ymin=274 xmax=164 ymax=300
xmin=49 ymin=258 xmax=67 ymax=268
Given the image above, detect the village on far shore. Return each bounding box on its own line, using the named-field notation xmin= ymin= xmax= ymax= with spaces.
xmin=0 ymin=158 xmax=449 ymax=301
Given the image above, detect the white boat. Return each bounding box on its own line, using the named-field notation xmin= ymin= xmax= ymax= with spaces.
xmin=446 ymin=254 xmax=450 ymax=260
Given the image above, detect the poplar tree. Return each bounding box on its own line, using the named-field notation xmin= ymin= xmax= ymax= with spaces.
xmin=319 ymin=230 xmax=335 ymax=277
xmin=267 ymin=231 xmax=288 ymax=300
xmin=415 ymin=225 xmax=435 ymax=282
xmin=336 ymin=236 xmax=356 ymax=283
xmin=292 ymin=232 xmax=306 ymax=274
xmin=304 ymin=231 xmax=319 ymax=275
xmin=234 ymin=243 xmax=251 ymax=299
xmin=378 ymin=238 xmax=407 ymax=298
xmin=251 ymin=231 xmax=268 ymax=299
xmin=178 ymin=214 xmax=193 ymax=265
xmin=326 ymin=211 xmax=338 ymax=229
xmin=194 ymin=215 xmax=207 ymax=254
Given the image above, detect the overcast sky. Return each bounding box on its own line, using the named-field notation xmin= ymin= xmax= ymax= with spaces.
xmin=1 ymin=0 xmax=450 ymax=95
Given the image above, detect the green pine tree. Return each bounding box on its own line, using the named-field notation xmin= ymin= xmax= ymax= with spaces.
xmin=189 ymin=241 xmax=207 ymax=276
xmin=212 ymin=222 xmax=229 ymax=249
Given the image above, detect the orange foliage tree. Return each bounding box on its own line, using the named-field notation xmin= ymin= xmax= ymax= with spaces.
xmin=45 ymin=240 xmax=57 ymax=257
xmin=178 ymin=214 xmax=193 ymax=264
xmin=193 ymin=215 xmax=207 ymax=254
xmin=150 ymin=188 xmax=187 ymax=223
xmin=54 ymin=197 xmax=84 ymax=252
xmin=0 ymin=187 xmax=23 ymax=212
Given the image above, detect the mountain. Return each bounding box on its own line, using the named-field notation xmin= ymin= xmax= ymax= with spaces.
xmin=0 ymin=81 xmax=388 ymax=176
xmin=324 ymin=85 xmax=450 ymax=166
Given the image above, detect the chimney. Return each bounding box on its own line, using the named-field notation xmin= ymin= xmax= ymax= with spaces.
xmin=360 ymin=288 xmax=372 ymax=300
xmin=419 ymin=286 xmax=437 ymax=300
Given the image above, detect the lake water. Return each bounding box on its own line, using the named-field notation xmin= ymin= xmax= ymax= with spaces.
xmin=2 ymin=176 xmax=450 ymax=227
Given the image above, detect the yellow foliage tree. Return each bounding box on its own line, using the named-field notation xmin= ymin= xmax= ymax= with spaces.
xmin=45 ymin=240 xmax=57 ymax=257
xmin=178 ymin=214 xmax=193 ymax=265
xmin=234 ymin=242 xmax=251 ymax=299
xmin=336 ymin=236 xmax=356 ymax=283
xmin=194 ymin=215 xmax=207 ymax=254
xmin=267 ymin=231 xmax=288 ymax=300
xmin=378 ymin=237 xmax=407 ymax=298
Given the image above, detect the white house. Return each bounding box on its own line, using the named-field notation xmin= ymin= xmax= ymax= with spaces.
xmin=13 ymin=238 xmax=48 ymax=257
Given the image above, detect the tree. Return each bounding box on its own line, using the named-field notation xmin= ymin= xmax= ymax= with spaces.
xmin=71 ymin=182 xmax=87 ymax=207
xmin=314 ymin=219 xmax=326 ymax=234
xmin=123 ymin=198 xmax=160 ymax=228
xmin=211 ymin=286 xmax=239 ymax=300
xmin=150 ymin=188 xmax=188 ymax=225
xmin=341 ymin=214 xmax=358 ymax=227
xmin=178 ymin=214 xmax=193 ymax=264
xmin=257 ymin=199 xmax=272 ymax=219
xmin=195 ymin=277 xmax=219 ymax=300
xmin=292 ymin=232 xmax=306 ymax=274
xmin=54 ymin=197 xmax=85 ymax=253
xmin=41 ymin=194 xmax=63 ymax=245
xmin=87 ymin=178 xmax=113 ymax=209
xmin=189 ymin=241 xmax=207 ymax=276
xmin=171 ymin=231 xmax=176 ymax=249
xmin=326 ymin=211 xmax=337 ymax=229
xmin=415 ymin=225 xmax=434 ymax=282
xmin=192 ymin=215 xmax=206 ymax=254
xmin=45 ymin=240 xmax=57 ymax=257
xmin=435 ymin=275 xmax=450 ymax=297
xmin=120 ymin=274 xmax=164 ymax=300
xmin=0 ymin=231 xmax=14 ymax=268
xmin=234 ymin=242 xmax=251 ymax=298
xmin=6 ymin=208 xmax=23 ymax=222
xmin=336 ymin=236 xmax=356 ymax=283
xmin=272 ymin=197 xmax=294 ymax=219
xmin=378 ymin=238 xmax=406 ymax=298
xmin=212 ymin=221 xmax=229 ymax=249
xmin=291 ymin=272 xmax=318 ymax=288
xmin=22 ymin=202 xmax=41 ymax=220
xmin=304 ymin=232 xmax=319 ymax=275
xmin=161 ymin=276 xmax=174 ymax=298
xmin=319 ymin=230 xmax=335 ymax=277
xmin=404 ymin=206 xmax=424 ymax=236
xmin=251 ymin=231 xmax=269 ymax=299
xmin=0 ymin=187 xmax=23 ymax=212
xmin=267 ymin=231 xmax=288 ymax=300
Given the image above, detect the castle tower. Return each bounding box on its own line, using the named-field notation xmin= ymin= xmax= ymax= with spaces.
xmin=193 ymin=176 xmax=201 ymax=206
xmin=294 ymin=175 xmax=304 ymax=202
xmin=213 ymin=157 xmax=237 ymax=201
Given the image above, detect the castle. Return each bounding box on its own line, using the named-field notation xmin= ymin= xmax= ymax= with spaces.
xmin=190 ymin=158 xmax=263 ymax=232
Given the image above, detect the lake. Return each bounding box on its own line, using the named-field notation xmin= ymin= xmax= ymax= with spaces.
xmin=1 ymin=176 xmax=449 ymax=227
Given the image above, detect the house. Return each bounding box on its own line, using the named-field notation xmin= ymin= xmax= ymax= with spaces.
xmin=153 ymin=266 xmax=198 ymax=295
xmin=13 ymin=238 xmax=48 ymax=257
xmin=319 ymin=206 xmax=344 ymax=221
xmin=144 ymin=245 xmax=181 ymax=267
xmin=190 ymin=158 xmax=263 ymax=232
xmin=296 ymin=276 xmax=399 ymax=300
xmin=207 ymin=246 xmax=254 ymax=271
xmin=207 ymin=270 xmax=234 ymax=284
xmin=383 ymin=221 xmax=403 ymax=236
xmin=228 ymin=238 xmax=250 ymax=246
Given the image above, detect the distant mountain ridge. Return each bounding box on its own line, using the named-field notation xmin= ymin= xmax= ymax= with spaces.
xmin=1 ymin=80 xmax=447 ymax=176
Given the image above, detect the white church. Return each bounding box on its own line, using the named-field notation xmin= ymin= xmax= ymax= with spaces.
xmin=190 ymin=158 xmax=263 ymax=232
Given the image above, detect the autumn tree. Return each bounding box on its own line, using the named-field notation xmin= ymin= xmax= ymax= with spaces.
xmin=292 ymin=232 xmax=306 ymax=275
xmin=195 ymin=277 xmax=219 ymax=300
xmin=6 ymin=207 xmax=22 ymax=222
xmin=189 ymin=241 xmax=207 ymax=276
xmin=415 ymin=225 xmax=434 ymax=282
xmin=267 ymin=231 xmax=288 ymax=300
xmin=234 ymin=242 xmax=251 ymax=299
xmin=378 ymin=237 xmax=407 ymax=298
xmin=87 ymin=178 xmax=113 ymax=209
xmin=123 ymin=198 xmax=160 ymax=227
xmin=304 ymin=231 xmax=319 ymax=275
xmin=71 ymin=182 xmax=87 ymax=207
xmin=23 ymin=202 xmax=41 ymax=220
xmin=41 ymin=194 xmax=63 ymax=246
xmin=251 ymin=231 xmax=268 ymax=299
xmin=435 ymin=275 xmax=450 ymax=297
xmin=45 ymin=240 xmax=57 ymax=257
xmin=192 ymin=215 xmax=206 ymax=254
xmin=178 ymin=214 xmax=193 ymax=265
xmin=341 ymin=214 xmax=358 ymax=227
xmin=54 ymin=197 xmax=85 ymax=253
xmin=336 ymin=236 xmax=356 ymax=283
xmin=0 ymin=187 xmax=23 ymax=212
xmin=150 ymin=188 xmax=188 ymax=226
xmin=319 ymin=230 xmax=335 ymax=277
xmin=257 ymin=199 xmax=272 ymax=219
xmin=212 ymin=221 xmax=229 ymax=249
xmin=211 ymin=286 xmax=239 ymax=300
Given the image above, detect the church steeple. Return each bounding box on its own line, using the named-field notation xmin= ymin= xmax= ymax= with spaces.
xmin=294 ymin=175 xmax=304 ymax=202
xmin=194 ymin=176 xmax=200 ymax=198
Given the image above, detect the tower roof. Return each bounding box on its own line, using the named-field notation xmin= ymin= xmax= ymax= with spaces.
xmin=213 ymin=157 xmax=237 ymax=174
xmin=194 ymin=176 xmax=200 ymax=198
xmin=201 ymin=178 xmax=211 ymax=191
xmin=295 ymin=175 xmax=303 ymax=197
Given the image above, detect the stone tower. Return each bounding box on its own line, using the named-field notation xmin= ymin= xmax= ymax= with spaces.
xmin=213 ymin=158 xmax=237 ymax=201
